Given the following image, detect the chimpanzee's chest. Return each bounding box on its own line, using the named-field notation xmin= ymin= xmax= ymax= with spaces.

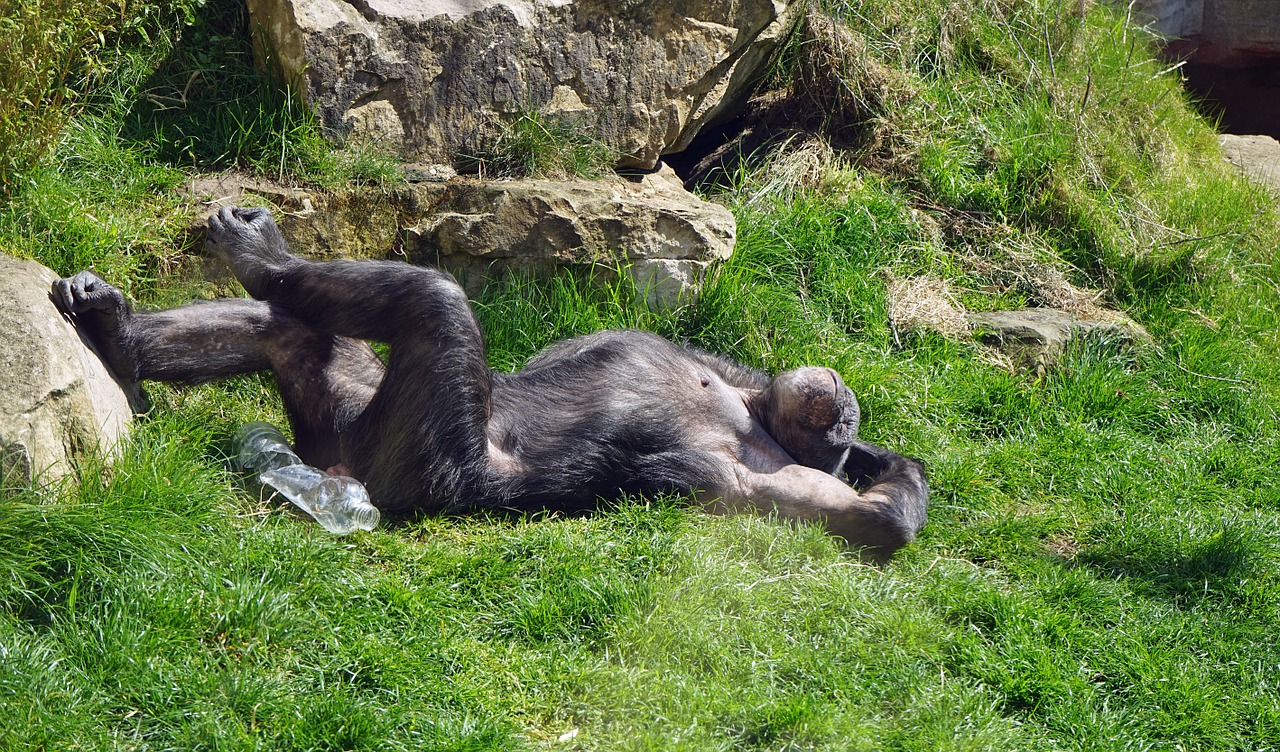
xmin=486 ymin=337 xmax=755 ymax=499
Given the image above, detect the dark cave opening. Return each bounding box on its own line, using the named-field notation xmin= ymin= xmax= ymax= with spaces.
xmin=1181 ymin=60 xmax=1280 ymax=139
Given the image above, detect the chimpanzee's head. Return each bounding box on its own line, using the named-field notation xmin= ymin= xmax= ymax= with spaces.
xmin=757 ymin=367 xmax=860 ymax=474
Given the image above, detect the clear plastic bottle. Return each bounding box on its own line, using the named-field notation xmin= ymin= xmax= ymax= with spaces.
xmin=233 ymin=421 xmax=380 ymax=534
xmin=259 ymin=464 xmax=380 ymax=534
xmin=234 ymin=422 xmax=304 ymax=474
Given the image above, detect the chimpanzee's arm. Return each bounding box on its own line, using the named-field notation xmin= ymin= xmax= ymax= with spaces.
xmin=711 ymin=459 xmax=926 ymax=561
xmin=52 ymin=270 xmax=281 ymax=383
xmin=702 ymin=435 xmax=927 ymax=561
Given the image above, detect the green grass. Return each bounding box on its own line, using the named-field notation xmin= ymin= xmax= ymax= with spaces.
xmin=108 ymin=0 xmax=399 ymax=186
xmin=4 ymin=0 xmax=1280 ymax=749
xmin=463 ymin=110 xmax=618 ymax=179
xmin=0 ymin=0 xmax=209 ymax=192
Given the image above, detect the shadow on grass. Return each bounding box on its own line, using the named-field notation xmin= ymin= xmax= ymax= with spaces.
xmin=116 ymin=0 xmax=323 ymax=175
xmin=1074 ymin=524 xmax=1259 ymax=606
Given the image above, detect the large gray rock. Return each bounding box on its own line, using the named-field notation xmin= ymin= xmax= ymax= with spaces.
xmin=399 ymin=165 xmax=735 ymax=305
xmin=1127 ymin=0 xmax=1204 ymax=40
xmin=0 ymin=255 xmax=135 ymax=484
xmin=247 ymin=0 xmax=797 ymax=168
xmin=1127 ymin=0 xmax=1280 ymax=64
xmin=187 ymin=165 xmax=736 ymax=307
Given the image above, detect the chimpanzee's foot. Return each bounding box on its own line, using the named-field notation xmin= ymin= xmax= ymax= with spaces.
xmin=51 ymin=270 xmax=137 ymax=380
xmin=52 ymin=270 xmax=127 ymax=320
xmin=204 ymin=206 xmax=297 ymax=300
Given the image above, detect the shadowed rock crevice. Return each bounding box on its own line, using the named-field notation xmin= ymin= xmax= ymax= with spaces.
xmin=668 ymin=12 xmax=912 ymax=189
xmin=1129 ymin=2 xmax=1280 ymax=138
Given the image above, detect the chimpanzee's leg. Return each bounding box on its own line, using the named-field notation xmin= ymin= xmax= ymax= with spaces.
xmin=205 ymin=206 xmax=494 ymax=512
xmin=53 ymin=272 xmax=385 ymax=469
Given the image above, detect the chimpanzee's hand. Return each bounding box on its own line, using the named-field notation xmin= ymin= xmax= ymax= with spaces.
xmin=51 ymin=270 xmax=139 ymax=382
xmin=844 ymin=440 xmax=896 ymax=490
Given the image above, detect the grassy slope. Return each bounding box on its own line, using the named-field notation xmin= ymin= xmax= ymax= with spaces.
xmin=3 ymin=0 xmax=1280 ymax=749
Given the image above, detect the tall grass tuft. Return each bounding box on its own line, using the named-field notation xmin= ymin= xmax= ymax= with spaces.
xmin=464 ymin=111 xmax=616 ymax=179
xmin=0 ymin=0 xmax=207 ymax=194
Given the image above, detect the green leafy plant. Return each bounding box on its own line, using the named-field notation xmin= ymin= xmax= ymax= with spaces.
xmin=0 ymin=0 xmax=206 ymax=194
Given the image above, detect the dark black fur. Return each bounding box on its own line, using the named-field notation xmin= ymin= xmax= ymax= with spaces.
xmin=54 ymin=206 xmax=928 ymax=559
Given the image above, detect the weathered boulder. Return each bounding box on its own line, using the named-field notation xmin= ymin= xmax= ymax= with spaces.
xmin=1128 ymin=0 xmax=1280 ymax=64
xmin=887 ymin=274 xmax=1152 ymax=374
xmin=246 ymin=0 xmax=797 ymax=168
xmin=0 ymin=255 xmax=135 ymax=484
xmin=187 ymin=165 xmax=736 ymax=307
xmin=399 ymin=165 xmax=735 ymax=305
xmin=1127 ymin=0 xmax=1203 ymax=41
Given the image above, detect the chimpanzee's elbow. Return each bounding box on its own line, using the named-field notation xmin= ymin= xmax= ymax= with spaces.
xmin=854 ymin=455 xmax=929 ymax=562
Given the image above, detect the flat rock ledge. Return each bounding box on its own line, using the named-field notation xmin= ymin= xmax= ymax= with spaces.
xmin=968 ymin=308 xmax=1151 ymax=374
xmin=187 ymin=166 xmax=736 ymax=307
xmin=1219 ymin=133 xmax=1280 ymax=195
xmin=246 ymin=0 xmax=796 ymax=168
xmin=0 ymin=255 xmax=136 ymax=485
xmin=886 ymin=275 xmax=1150 ymax=374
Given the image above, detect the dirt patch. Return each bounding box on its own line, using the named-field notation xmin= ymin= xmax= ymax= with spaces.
xmin=1043 ymin=533 xmax=1081 ymax=560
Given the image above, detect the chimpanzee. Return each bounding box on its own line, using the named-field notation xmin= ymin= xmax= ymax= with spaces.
xmin=53 ymin=206 xmax=927 ymax=559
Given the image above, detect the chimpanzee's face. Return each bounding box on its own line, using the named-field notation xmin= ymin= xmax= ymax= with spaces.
xmin=760 ymin=367 xmax=860 ymax=474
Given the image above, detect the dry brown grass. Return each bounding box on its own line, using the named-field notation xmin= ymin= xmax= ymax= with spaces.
xmin=886 ymin=273 xmax=968 ymax=336
xmin=790 ymin=9 xmax=916 ymax=147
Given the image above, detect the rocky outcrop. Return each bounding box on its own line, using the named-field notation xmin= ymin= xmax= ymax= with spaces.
xmin=246 ymin=0 xmax=797 ymax=168
xmin=1128 ymin=0 xmax=1204 ymax=40
xmin=1128 ymin=0 xmax=1280 ymax=64
xmin=0 ymin=255 xmax=135 ymax=484
xmin=187 ymin=165 xmax=735 ymax=307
